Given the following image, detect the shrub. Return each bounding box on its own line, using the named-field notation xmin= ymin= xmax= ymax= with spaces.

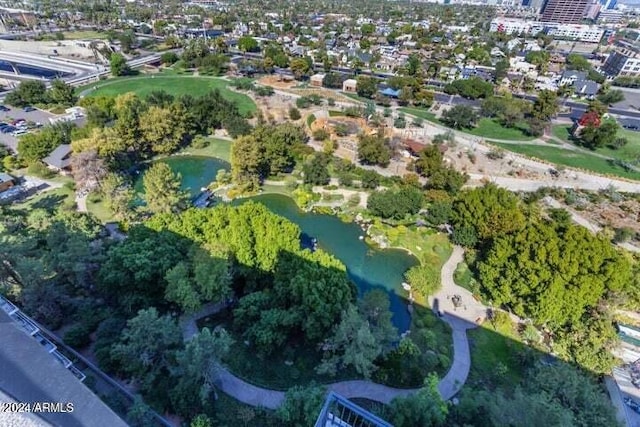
xmin=313 ymin=129 xmax=330 ymax=141
xmin=191 ymin=135 xmax=210 ymax=149
xmin=289 ymin=107 xmax=301 ymax=120
xmin=64 ymin=324 xmax=92 ymax=348
xmin=27 ymin=162 xmax=55 ymax=179
xmin=327 ymin=98 xmax=336 ymax=106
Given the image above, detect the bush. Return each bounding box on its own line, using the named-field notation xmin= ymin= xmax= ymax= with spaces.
xmin=296 ymin=97 xmax=311 ymax=109
xmin=394 ymin=116 xmax=407 ymax=129
xmin=334 ymin=123 xmax=349 ymax=137
xmin=347 ymin=193 xmax=361 ymax=207
xmin=27 ymin=162 xmax=55 ymax=179
xmin=191 ymin=135 xmax=210 ymax=149
xmin=64 ymin=324 xmax=92 ymax=348
xmin=405 ymin=264 xmax=440 ymax=297
xmin=289 ymin=107 xmax=301 ymax=120
xmin=312 ymin=129 xmax=330 ymax=141
xmin=254 ymin=86 xmax=274 ymax=96
xmin=327 ymin=98 xmax=336 ymax=106
xmin=614 ymin=227 xmax=635 ymax=243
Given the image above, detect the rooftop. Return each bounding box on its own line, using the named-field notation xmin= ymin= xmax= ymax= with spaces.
xmin=42 ymin=144 xmax=72 ymax=169
xmin=0 ymin=301 xmax=128 ymax=427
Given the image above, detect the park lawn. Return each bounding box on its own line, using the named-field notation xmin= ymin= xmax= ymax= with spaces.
xmin=85 ymin=76 xmax=257 ymax=115
xmin=398 ymin=107 xmax=438 ymax=122
xmin=490 ymin=141 xmax=640 ymax=181
xmin=467 ymin=319 xmax=527 ymax=388
xmin=179 ymin=138 xmax=232 ymax=162
xmin=62 ymin=30 xmax=107 ymax=40
xmin=375 ymin=224 xmax=452 ymax=267
xmin=467 ymin=118 xmax=534 ymax=141
xmin=11 ymin=186 xmax=74 ymax=211
xmin=552 ymin=124 xmax=640 ymax=163
xmin=340 ymin=92 xmax=369 ymax=103
xmin=400 ymin=107 xmax=534 ymax=141
xmin=86 ymin=192 xmax=115 ymax=223
xmin=453 ymin=262 xmax=477 ymax=294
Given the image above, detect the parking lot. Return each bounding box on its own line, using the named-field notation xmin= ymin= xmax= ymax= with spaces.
xmin=0 ymin=106 xmax=64 ymax=152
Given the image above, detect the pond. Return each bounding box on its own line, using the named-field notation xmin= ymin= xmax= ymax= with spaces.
xmin=234 ymin=194 xmax=419 ymax=332
xmin=135 ymin=155 xmax=229 ymax=198
xmin=137 ymin=156 xmax=418 ymax=331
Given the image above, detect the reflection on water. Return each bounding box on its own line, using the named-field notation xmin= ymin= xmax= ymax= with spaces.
xmin=235 ymin=193 xmax=419 ymax=332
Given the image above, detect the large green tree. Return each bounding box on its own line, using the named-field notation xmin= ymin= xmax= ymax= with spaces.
xmin=389 ymin=374 xmax=448 ymax=427
xmin=357 ymin=134 xmax=392 ymax=167
xmin=477 ymin=221 xmax=631 ymax=328
xmin=170 ymin=327 xmax=233 ymax=417
xmin=316 ymin=304 xmax=383 ymax=378
xmin=452 ymin=184 xmax=525 ymax=242
xmin=111 ymin=307 xmax=182 ymax=391
xmin=142 ymin=162 xmax=189 ymax=214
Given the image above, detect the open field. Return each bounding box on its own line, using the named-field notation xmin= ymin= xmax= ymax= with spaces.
xmin=552 ymin=124 xmax=640 ymax=163
xmin=490 ymin=141 xmax=640 ymax=180
xmin=62 ymin=31 xmax=107 ymax=40
xmin=399 ymin=107 xmax=534 ymax=141
xmin=82 ymin=76 xmax=257 ymax=115
xmin=177 ymin=138 xmax=232 ymax=162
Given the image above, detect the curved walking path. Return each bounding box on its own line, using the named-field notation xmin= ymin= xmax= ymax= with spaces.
xmin=182 ymin=247 xmax=477 ymax=409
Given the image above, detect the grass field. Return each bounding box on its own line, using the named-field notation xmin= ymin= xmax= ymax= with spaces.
xmin=83 ymin=76 xmax=256 ymax=115
xmin=552 ymin=124 xmax=640 ymax=163
xmin=11 ymin=186 xmax=74 ymax=211
xmin=467 ymin=317 xmax=527 ymax=388
xmin=62 ymin=30 xmax=107 ymax=40
xmin=398 ymin=107 xmax=438 ymax=122
xmin=399 ymin=107 xmax=534 ymax=141
xmin=468 ymin=118 xmax=534 ymax=141
xmin=490 ymin=141 xmax=640 ymax=180
xmin=86 ymin=192 xmax=115 ymax=223
xmin=177 ymin=138 xmax=232 ymax=162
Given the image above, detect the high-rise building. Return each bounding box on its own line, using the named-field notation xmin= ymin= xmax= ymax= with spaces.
xmin=600 ymin=0 xmax=617 ymax=10
xmin=541 ymin=0 xmax=589 ymax=24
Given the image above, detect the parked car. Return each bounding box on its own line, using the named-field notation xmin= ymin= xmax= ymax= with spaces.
xmin=1 ymin=126 xmax=16 ymax=134
xmin=11 ymin=119 xmax=24 ymax=126
xmin=0 ymin=105 xmax=10 ymax=112
xmin=12 ymin=129 xmax=27 ymax=136
xmin=23 ymin=106 xmax=36 ymax=112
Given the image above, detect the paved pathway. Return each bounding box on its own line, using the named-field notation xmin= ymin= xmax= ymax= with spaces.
xmin=182 ymin=248 xmax=478 ymax=409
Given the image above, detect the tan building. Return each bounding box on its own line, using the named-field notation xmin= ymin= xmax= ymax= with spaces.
xmin=310 ymin=73 xmax=325 ymax=87
xmin=342 ymin=79 xmax=357 ymax=93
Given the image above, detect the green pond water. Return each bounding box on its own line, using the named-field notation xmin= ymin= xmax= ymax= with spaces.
xmin=135 ymin=156 xmax=229 ymax=198
xmin=140 ymin=156 xmax=418 ymax=331
xmin=234 ymin=194 xmax=418 ymax=332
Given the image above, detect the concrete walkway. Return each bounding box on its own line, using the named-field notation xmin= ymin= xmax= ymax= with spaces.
xmin=182 ymin=248 xmax=477 ymax=409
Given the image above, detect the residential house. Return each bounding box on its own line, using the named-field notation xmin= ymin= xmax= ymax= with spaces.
xmin=43 ymin=144 xmax=72 ymax=173
xmin=559 ymin=70 xmax=600 ymax=98
xmin=0 ymin=172 xmax=14 ymax=192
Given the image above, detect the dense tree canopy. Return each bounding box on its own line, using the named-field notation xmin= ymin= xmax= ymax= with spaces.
xmin=367 ymin=186 xmax=424 ymax=219
xmin=452 ymin=184 xmax=525 ymax=242
xmin=478 ymin=220 xmax=631 ymax=328
xmin=444 ymin=77 xmax=494 ymax=99
xmin=357 ymin=134 xmax=393 ymax=167
xmin=231 ymin=123 xmax=308 ymax=191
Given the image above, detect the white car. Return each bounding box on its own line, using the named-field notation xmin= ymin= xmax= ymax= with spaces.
xmin=12 ymin=129 xmax=27 ymax=136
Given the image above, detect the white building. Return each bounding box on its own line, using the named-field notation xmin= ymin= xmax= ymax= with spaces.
xmin=546 ymin=24 xmax=604 ymax=43
xmin=490 ymin=18 xmax=604 ymax=43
